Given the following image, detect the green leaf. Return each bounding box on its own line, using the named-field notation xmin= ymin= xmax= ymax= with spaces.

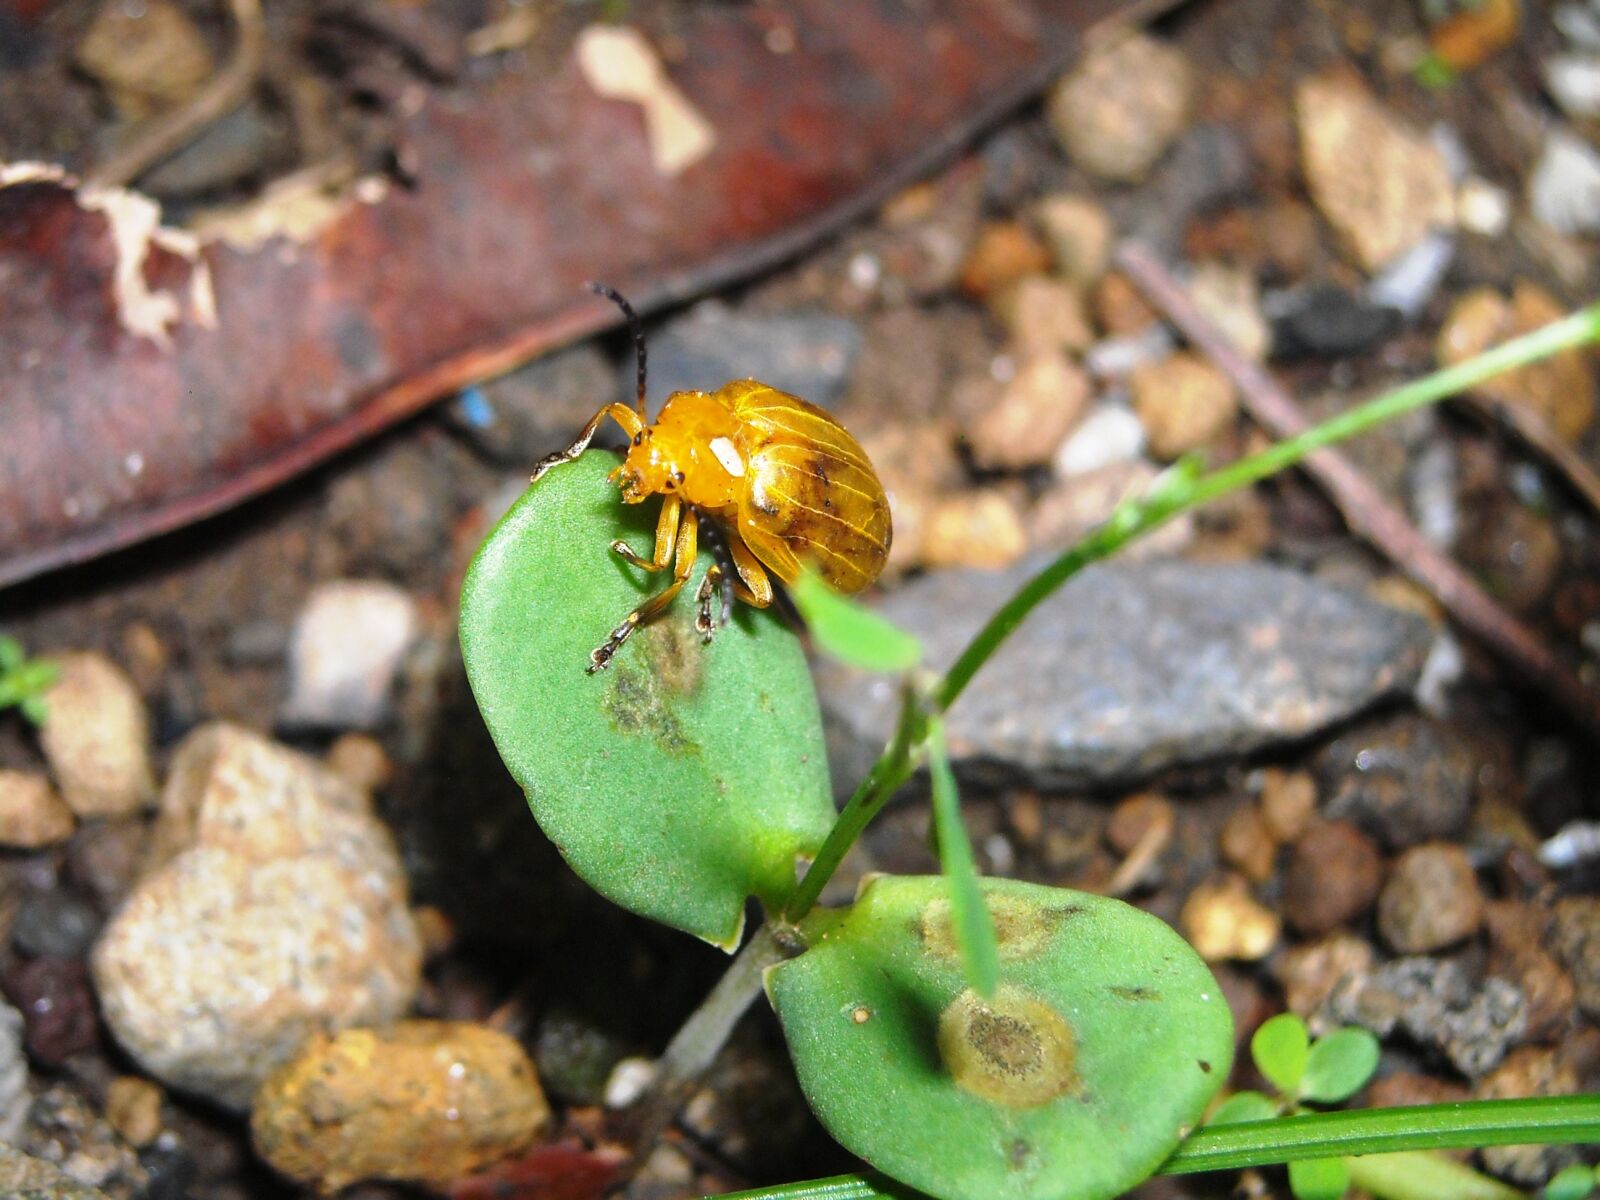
xmin=18 ymin=695 xmax=48 ymax=727
xmin=1252 ymin=1013 xmax=1310 ymax=1097
xmin=0 ymin=635 xmax=22 ymax=673
xmin=1208 ymin=1091 xmax=1278 ymax=1126
xmin=1547 ymin=1164 xmax=1597 ymax=1200
xmin=767 ymin=876 xmax=1233 ymax=1200
xmin=789 ymin=569 xmax=920 ymax=672
xmin=1301 ymin=1027 xmax=1380 ymax=1104
xmin=1289 ymin=1156 xmax=1349 ymax=1200
xmin=927 ymin=718 xmax=998 ymax=998
xmin=459 ymin=453 xmax=836 ymax=948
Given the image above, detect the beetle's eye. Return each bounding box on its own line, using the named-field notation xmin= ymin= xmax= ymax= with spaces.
xmin=632 ymin=432 xmax=643 ymax=446
xmin=674 ymin=470 xmax=686 ymax=483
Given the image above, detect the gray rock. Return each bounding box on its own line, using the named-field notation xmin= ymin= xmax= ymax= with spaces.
xmin=0 ymin=1144 xmax=112 ymax=1200
xmin=1529 ymin=129 xmax=1600 ymax=236
xmin=1324 ymin=957 xmax=1526 ymax=1078
xmin=627 ymin=303 xmax=862 ymax=411
xmin=814 ymin=559 xmax=1431 ymax=790
xmin=16 ymin=1084 xmax=145 ymax=1196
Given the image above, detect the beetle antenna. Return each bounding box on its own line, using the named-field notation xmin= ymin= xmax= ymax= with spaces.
xmin=586 ymin=281 xmax=647 ymax=416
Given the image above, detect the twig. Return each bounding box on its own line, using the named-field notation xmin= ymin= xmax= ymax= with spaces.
xmin=87 ymin=0 xmax=268 ymax=190
xmin=1454 ymin=391 xmax=1600 ymax=516
xmin=1114 ymin=240 xmax=1600 ymax=738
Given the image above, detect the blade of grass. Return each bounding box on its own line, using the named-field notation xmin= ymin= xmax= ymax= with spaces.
xmin=790 ymin=569 xmax=922 ymax=673
xmin=712 ymin=1096 xmax=1600 ymax=1200
xmin=926 ymin=716 xmax=998 ymax=998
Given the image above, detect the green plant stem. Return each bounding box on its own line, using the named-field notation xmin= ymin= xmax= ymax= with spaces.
xmin=785 ymin=302 xmax=1600 ymax=921
xmin=785 ymin=680 xmax=925 ymax=921
xmin=936 ymin=302 xmax=1600 ymax=712
xmin=1345 ymin=1151 xmax=1524 ymax=1200
xmin=624 ymin=923 xmax=787 ymax=1151
xmin=712 ymin=1097 xmax=1600 ymax=1200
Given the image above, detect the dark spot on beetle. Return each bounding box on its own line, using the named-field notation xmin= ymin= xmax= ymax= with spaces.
xmin=823 ymin=496 xmax=834 ymax=510
xmin=1198 ymin=1059 xmax=1212 ymax=1073
xmin=756 ymin=498 xmax=780 ymax=517
xmin=1110 ymin=985 xmax=1159 ymax=1002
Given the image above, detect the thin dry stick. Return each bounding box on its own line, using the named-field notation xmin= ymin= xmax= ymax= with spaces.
xmin=87 ymin=0 xmax=268 ymax=190
xmin=1115 ymin=240 xmax=1600 ymax=738
xmin=1454 ymin=391 xmax=1600 ymax=516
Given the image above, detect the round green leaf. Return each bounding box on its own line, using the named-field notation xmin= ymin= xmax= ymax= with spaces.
xmin=459 ymin=453 xmax=836 ymax=948
xmin=1252 ymin=1013 xmax=1310 ymax=1097
xmin=1546 ymin=1164 xmax=1597 ymax=1200
xmin=1289 ymin=1155 xmax=1350 ymax=1200
xmin=1208 ymin=1091 xmax=1278 ymax=1126
xmin=1301 ymin=1027 xmax=1380 ymax=1105
xmin=766 ymin=876 xmax=1233 ymax=1200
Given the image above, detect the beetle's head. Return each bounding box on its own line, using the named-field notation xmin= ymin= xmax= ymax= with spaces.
xmin=610 ymin=426 xmax=685 ymax=504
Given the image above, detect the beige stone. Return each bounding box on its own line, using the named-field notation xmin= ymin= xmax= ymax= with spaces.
xmin=0 ymin=770 xmax=74 ymax=848
xmin=39 ymin=652 xmax=156 ymax=818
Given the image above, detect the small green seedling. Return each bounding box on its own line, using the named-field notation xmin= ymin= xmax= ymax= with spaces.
xmin=1546 ymin=1164 xmax=1598 ymax=1200
xmin=461 ymin=298 xmax=1600 ymax=1200
xmin=0 ymin=635 xmax=57 ymax=726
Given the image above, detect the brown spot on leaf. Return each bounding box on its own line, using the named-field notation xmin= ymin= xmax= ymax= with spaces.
xmin=938 ymin=986 xmax=1078 ymax=1108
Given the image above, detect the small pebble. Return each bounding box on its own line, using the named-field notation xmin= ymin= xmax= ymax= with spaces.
xmin=1545 ymin=54 xmax=1600 ymax=119
xmin=1277 ymin=933 xmax=1374 ymax=1019
xmin=104 ymin=1077 xmax=164 ymax=1148
xmin=64 ymin=819 xmax=149 ymax=914
xmin=920 ymin=490 xmax=1028 ymax=570
xmin=1456 ymin=177 xmax=1512 ymax=237
xmin=1180 ymin=875 xmax=1280 ymax=962
xmin=1529 ymin=128 xmax=1600 ymax=237
xmin=1485 ymin=901 xmax=1576 ymax=1043
xmin=1219 ymin=803 xmax=1276 ymax=883
xmin=0 ymin=1143 xmax=115 ymax=1200
xmin=11 ymin=888 xmax=102 ymax=960
xmin=958 ymin=222 xmax=1051 ymax=299
xmin=1034 ymin=193 xmax=1112 ymax=285
xmin=1270 ymin=284 xmax=1400 ymax=359
xmin=1296 ymin=72 xmax=1454 ymax=270
xmin=1 ymin=956 xmax=100 ymax=1065
xmin=1549 ymin=897 xmax=1600 ymax=1020
xmin=1318 ymin=716 xmax=1476 ymax=849
xmin=604 ymin=1056 xmax=659 ymax=1109
xmin=992 ymin=276 xmax=1094 ymax=357
xmin=281 ymin=581 xmax=419 ymax=730
xmin=1030 ymin=461 xmax=1195 ymax=559
xmin=75 ymin=0 xmax=215 ymax=117
xmin=965 ymin=351 xmax=1090 ymax=470
xmin=38 ymin=653 xmax=157 ymax=818
xmin=1477 ymin=1048 xmax=1583 ymax=1185
xmin=251 ymin=1020 xmax=549 ymax=1193
xmin=325 ymin=733 xmax=393 ymax=794
xmin=0 ymin=770 xmax=74 ymax=849
xmin=1185 ymin=263 xmax=1269 ymax=361
xmin=1257 ymin=768 xmax=1317 ymax=843
xmin=1046 ymin=33 xmax=1194 ymax=183
xmin=1131 ymin=352 xmax=1237 ymax=459
xmin=1052 ymin=401 xmax=1145 ymax=476
xmin=1106 ymin=792 xmax=1174 ymax=856
xmin=1282 ymin=821 xmax=1383 ymax=936
xmin=1377 ymin=842 xmax=1483 ymax=953
xmin=1437 ymin=282 xmax=1596 ymax=443
xmin=1366 ymin=230 xmax=1454 ymax=321
xmin=1093 ymin=272 xmax=1159 ymax=336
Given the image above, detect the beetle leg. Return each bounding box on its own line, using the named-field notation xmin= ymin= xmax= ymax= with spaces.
xmin=611 ymin=494 xmax=681 ymax=572
xmin=530 ymin=403 xmax=644 ymax=483
xmin=695 ymin=565 xmax=724 ymax=642
xmin=588 ymin=514 xmax=699 ymax=673
xmin=727 ymin=537 xmax=775 ymax=609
